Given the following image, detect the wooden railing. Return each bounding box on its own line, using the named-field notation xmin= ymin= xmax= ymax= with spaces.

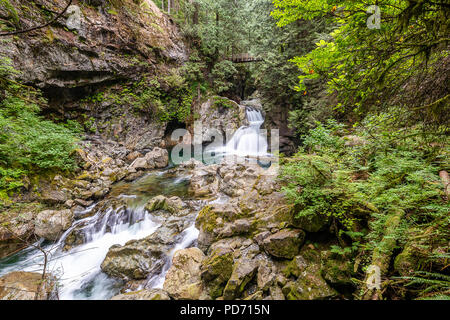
xmin=228 ymin=53 xmax=263 ymax=63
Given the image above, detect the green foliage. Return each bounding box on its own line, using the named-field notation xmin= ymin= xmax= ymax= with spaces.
xmin=0 ymin=56 xmax=80 ymax=197
xmin=272 ymin=0 xmax=450 ymax=127
xmin=212 ymin=96 xmax=234 ymax=109
xmin=211 ymin=60 xmax=238 ymax=94
xmin=0 ymin=0 xmax=19 ymax=26
xmin=280 ymin=116 xmax=449 ymax=297
xmin=82 ymin=69 xmax=194 ymax=124
xmin=399 ymin=271 xmax=450 ymax=299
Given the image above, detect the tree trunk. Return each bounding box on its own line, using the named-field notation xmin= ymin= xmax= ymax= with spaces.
xmin=193 ymin=1 xmax=199 ymax=25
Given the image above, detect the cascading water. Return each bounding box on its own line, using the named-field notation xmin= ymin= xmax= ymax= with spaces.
xmin=215 ymin=101 xmax=269 ymax=158
xmin=0 ymin=172 xmax=201 ymax=300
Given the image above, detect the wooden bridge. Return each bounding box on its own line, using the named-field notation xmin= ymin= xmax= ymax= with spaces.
xmin=228 ymin=53 xmax=263 ymax=63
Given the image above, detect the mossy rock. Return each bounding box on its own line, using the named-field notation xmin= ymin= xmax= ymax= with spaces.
xmin=145 ymin=195 xmax=182 ymax=214
xmin=394 ymin=245 xmax=420 ymax=276
xmin=201 ymin=249 xmax=234 ymax=299
xmin=262 ymin=229 xmax=305 ymax=259
xmin=292 ymin=213 xmax=330 ymax=233
xmin=320 ymin=252 xmax=356 ymax=287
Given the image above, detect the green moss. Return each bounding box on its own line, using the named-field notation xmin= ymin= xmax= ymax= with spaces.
xmin=197 ymin=205 xmax=217 ymax=233
xmin=212 ymin=96 xmax=235 ymax=110
xmin=0 ymin=0 xmax=19 ymax=26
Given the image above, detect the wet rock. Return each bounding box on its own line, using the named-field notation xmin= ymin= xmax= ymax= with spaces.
xmin=111 ymin=289 xmax=170 ymax=300
xmin=0 ymin=272 xmax=57 ymax=300
xmin=262 ymin=229 xmax=305 ymax=259
xmin=163 ymin=248 xmax=208 ymax=300
xmin=145 ymin=195 xmax=183 ymax=214
xmin=101 ymin=225 xmax=180 ymax=280
xmin=223 ymin=257 xmax=258 ymax=300
xmin=34 ymin=209 xmax=74 ymax=241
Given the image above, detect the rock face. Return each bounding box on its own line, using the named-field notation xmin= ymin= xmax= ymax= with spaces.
xmin=0 ymin=272 xmax=57 ymax=300
xmin=163 ymin=248 xmax=208 ymax=300
xmin=0 ymin=0 xmax=187 ymax=89
xmin=34 ymin=209 xmax=74 ymax=241
xmin=191 ymin=97 xmax=246 ymax=146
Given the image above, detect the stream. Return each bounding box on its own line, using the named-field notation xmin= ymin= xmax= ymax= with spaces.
xmin=0 ymin=101 xmax=271 ymax=300
xmin=0 ymin=171 xmax=202 ymax=300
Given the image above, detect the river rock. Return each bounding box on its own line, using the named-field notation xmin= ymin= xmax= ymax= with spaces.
xmin=129 ymin=157 xmax=151 ymax=171
xmin=111 ymin=289 xmax=170 ymax=300
xmin=0 ymin=272 xmax=57 ymax=300
xmin=101 ymin=224 xmax=182 ymax=280
xmin=163 ymin=248 xmax=208 ymax=300
xmin=262 ymin=229 xmax=305 ymax=259
xmin=145 ymin=195 xmax=183 ymax=214
xmin=145 ymin=147 xmax=169 ymax=168
xmin=34 ymin=209 xmax=74 ymax=241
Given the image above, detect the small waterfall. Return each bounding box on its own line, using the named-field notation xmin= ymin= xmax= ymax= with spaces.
xmin=215 ymin=102 xmax=269 ymax=158
xmin=0 ymin=172 xmax=199 ymax=300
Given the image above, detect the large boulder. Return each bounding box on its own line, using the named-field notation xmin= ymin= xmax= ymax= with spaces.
xmin=163 ymin=248 xmax=208 ymax=300
xmin=292 ymin=213 xmax=330 ymax=233
xmin=223 ymin=257 xmax=259 ymax=300
xmin=111 ymin=289 xmax=170 ymax=300
xmin=262 ymin=229 xmax=305 ymax=259
xmin=281 ymin=251 xmax=337 ymax=300
xmin=145 ymin=147 xmax=169 ymax=169
xmin=34 ymin=209 xmax=74 ymax=241
xmin=145 ymin=195 xmax=184 ymax=214
xmin=101 ymin=225 xmax=179 ymax=280
xmin=0 ymin=212 xmax=35 ymax=259
xmin=200 ymin=247 xmax=234 ymax=299
xmin=0 ymin=272 xmax=57 ymax=300
xmin=41 ymin=189 xmax=68 ymax=204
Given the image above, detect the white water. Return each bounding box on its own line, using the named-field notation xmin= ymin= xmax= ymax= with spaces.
xmin=0 ymin=174 xmax=201 ymax=300
xmin=215 ymin=104 xmax=269 ymax=157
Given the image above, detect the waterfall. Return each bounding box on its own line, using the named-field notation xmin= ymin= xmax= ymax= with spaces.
xmin=215 ymin=102 xmax=269 ymax=158
xmin=0 ymin=172 xmax=199 ymax=300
